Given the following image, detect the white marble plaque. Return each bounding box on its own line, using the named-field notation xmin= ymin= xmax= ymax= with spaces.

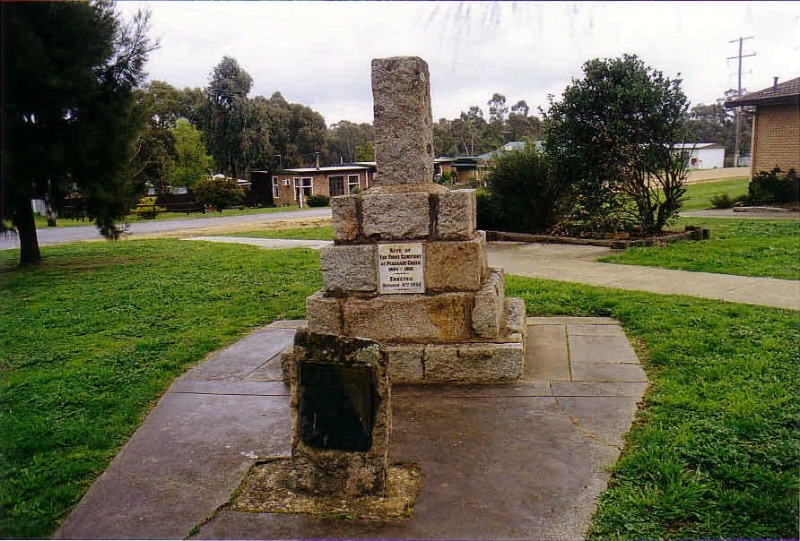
xmin=377 ymin=243 xmax=425 ymax=294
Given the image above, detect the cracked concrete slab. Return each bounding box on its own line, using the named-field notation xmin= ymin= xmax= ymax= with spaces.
xmin=55 ymin=319 xmax=648 ymax=541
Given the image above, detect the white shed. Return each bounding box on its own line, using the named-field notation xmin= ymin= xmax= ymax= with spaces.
xmin=672 ymin=143 xmax=726 ymax=169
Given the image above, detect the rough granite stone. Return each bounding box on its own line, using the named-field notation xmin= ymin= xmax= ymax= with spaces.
xmin=305 ymin=292 xmax=342 ymax=335
xmin=424 ymin=237 xmax=486 ymax=292
xmin=503 ymin=298 xmax=527 ymax=335
xmin=371 ymin=56 xmax=434 ymax=185
xmin=472 ymin=267 xmax=505 ymax=339
xmin=478 ymin=230 xmax=490 ymax=281
xmin=437 ymin=190 xmax=476 ymax=240
xmin=290 ymin=330 xmax=390 ymax=497
xmin=424 ymin=342 xmax=524 ymax=382
xmin=331 ymin=196 xmax=360 ymax=243
xmin=384 ymin=344 xmax=425 ymax=383
xmin=320 ymin=244 xmax=377 ymax=293
xmin=361 ymin=191 xmax=430 ymax=240
xmin=342 ymin=293 xmax=474 ymax=343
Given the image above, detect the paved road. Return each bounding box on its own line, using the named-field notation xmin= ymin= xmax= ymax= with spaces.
xmin=0 ymin=208 xmax=332 ymax=250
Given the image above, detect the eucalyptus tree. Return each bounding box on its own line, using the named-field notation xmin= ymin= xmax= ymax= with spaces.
xmin=199 ymin=56 xmax=268 ymax=179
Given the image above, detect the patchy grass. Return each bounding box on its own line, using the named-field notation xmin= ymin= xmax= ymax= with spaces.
xmin=682 ymin=177 xmax=749 ymax=211
xmin=32 ymin=215 xmax=95 ymax=229
xmin=600 ymin=218 xmax=800 ymax=280
xmin=506 ymin=276 xmax=799 ymax=540
xmin=229 ymin=225 xmax=333 ymax=241
xmin=0 ymin=240 xmax=320 ymax=538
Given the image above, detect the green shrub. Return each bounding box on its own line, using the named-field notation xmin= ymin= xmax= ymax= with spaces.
xmin=709 ymin=193 xmax=735 ymax=209
xmin=194 ymin=176 xmax=245 ymax=212
xmin=437 ymin=171 xmax=454 ymax=186
xmin=748 ymin=167 xmax=799 ymax=204
xmin=130 ymin=196 xmax=166 ymax=219
xmin=476 ymin=189 xmax=501 ymax=230
xmin=483 ymin=147 xmax=568 ymax=233
xmin=305 ymin=194 xmax=330 ymax=207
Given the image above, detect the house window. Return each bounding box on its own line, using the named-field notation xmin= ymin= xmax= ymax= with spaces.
xmin=347 ymin=174 xmax=360 ymax=194
xmin=272 ymin=177 xmax=279 ymax=199
xmin=329 ymin=175 xmax=345 ymax=197
xmin=294 ymin=177 xmax=312 ymax=202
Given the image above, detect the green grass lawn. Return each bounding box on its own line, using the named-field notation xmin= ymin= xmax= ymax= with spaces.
xmin=33 ymin=205 xmax=303 ymax=229
xmin=1 ymin=239 xmax=797 ymax=539
xmin=0 ymin=240 xmax=320 ymax=538
xmin=600 ymin=218 xmax=800 ymax=280
xmin=682 ymin=177 xmax=749 ymax=211
xmin=229 ymin=225 xmax=333 ymax=240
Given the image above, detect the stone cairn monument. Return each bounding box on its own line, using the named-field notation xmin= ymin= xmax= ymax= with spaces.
xmin=287 ymin=56 xmax=526 ymax=499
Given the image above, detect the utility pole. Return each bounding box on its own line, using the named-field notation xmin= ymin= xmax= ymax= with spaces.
xmin=727 ymin=36 xmax=756 ymax=167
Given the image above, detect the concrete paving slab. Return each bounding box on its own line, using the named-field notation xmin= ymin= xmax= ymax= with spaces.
xmin=182 ymin=326 xmax=296 ymax=381
xmin=553 ymin=395 xmax=642 ymax=448
xmin=567 ymin=323 xmax=629 ymax=336
xmin=55 ymin=319 xmax=647 ymax=541
xmin=525 ymin=324 xmax=571 ymax=381
xmin=488 ymin=242 xmax=799 ymax=311
xmin=55 ymin=392 xmax=292 ymax=540
xmin=569 ymin=334 xmax=640 ymax=365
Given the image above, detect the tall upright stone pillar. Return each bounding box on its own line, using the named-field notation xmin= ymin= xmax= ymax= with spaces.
xmin=288 ymin=56 xmax=526 ymax=498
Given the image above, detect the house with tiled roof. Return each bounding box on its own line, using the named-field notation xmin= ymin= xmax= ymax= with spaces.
xmin=725 ymin=76 xmax=800 ymax=176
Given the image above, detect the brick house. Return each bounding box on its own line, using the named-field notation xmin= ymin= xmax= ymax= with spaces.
xmin=266 ymin=163 xmax=377 ymax=206
xmin=725 ymin=76 xmax=800 ymax=176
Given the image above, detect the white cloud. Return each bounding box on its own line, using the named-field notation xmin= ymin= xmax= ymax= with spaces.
xmin=119 ymin=1 xmax=800 ymax=124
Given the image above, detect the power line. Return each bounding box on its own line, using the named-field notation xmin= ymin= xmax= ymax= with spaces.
xmin=727 ymin=36 xmax=755 ymax=167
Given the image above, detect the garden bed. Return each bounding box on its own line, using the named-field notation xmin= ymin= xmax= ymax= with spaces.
xmin=486 ymin=226 xmax=710 ymax=250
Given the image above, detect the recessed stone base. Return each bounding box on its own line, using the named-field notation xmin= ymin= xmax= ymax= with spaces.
xmin=289 ymin=330 xmax=391 ymax=497
xmin=234 ymin=458 xmax=421 ymax=521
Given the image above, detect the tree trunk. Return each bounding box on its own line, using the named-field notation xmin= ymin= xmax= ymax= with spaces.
xmin=14 ymin=199 xmax=42 ymax=266
xmin=45 ymin=197 xmax=58 ymax=227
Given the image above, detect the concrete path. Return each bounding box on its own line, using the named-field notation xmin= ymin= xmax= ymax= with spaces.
xmin=55 ymin=318 xmax=647 ymax=540
xmin=488 ymin=242 xmax=799 ymax=311
xmin=186 ymin=236 xmax=333 ymax=250
xmin=682 ymin=208 xmax=800 ymax=220
xmin=185 ymin=236 xmax=800 ymax=311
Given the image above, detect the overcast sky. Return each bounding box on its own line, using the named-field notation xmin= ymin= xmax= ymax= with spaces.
xmin=117 ymin=1 xmax=800 ymax=126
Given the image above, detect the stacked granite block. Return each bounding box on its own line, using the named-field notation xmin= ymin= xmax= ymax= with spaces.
xmin=301 ymin=186 xmax=526 ymax=384
xmin=287 ymin=56 xmax=525 ymax=499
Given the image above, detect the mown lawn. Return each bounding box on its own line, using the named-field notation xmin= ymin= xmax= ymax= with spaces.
xmin=1 ymin=238 xmax=797 ymax=539
xmin=0 ymin=240 xmax=320 ymax=538
xmin=32 ymin=205 xmax=303 ymax=229
xmin=600 ymin=218 xmax=800 ymax=280
xmin=682 ymin=177 xmax=749 ymax=211
xmin=230 ymin=224 xmax=333 ymax=240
